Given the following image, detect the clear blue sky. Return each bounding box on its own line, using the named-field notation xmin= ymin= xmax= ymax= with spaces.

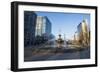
xmin=35 ymin=11 xmax=90 ymax=40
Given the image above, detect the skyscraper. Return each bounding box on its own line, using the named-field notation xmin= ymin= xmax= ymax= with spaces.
xmin=24 ymin=11 xmax=37 ymax=47
xmin=35 ymin=16 xmax=51 ymax=36
xmin=77 ymin=19 xmax=90 ymax=46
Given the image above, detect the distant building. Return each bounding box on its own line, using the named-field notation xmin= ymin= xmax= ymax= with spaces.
xmin=77 ymin=19 xmax=90 ymax=46
xmin=73 ymin=32 xmax=79 ymax=44
xmin=24 ymin=11 xmax=37 ymax=47
xmin=35 ymin=16 xmax=51 ymax=36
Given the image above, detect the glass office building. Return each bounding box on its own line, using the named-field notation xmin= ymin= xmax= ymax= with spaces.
xmin=35 ymin=16 xmax=51 ymax=36
xmin=24 ymin=11 xmax=37 ymax=47
xmin=77 ymin=19 xmax=90 ymax=46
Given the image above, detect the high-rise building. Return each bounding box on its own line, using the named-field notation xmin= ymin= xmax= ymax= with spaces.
xmin=24 ymin=11 xmax=37 ymax=47
xmin=35 ymin=16 xmax=51 ymax=36
xmin=77 ymin=19 xmax=90 ymax=46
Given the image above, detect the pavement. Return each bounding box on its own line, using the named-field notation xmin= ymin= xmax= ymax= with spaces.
xmin=24 ymin=46 xmax=90 ymax=62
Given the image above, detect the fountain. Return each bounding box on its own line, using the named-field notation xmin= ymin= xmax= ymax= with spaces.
xmin=56 ymin=34 xmax=64 ymax=48
xmin=38 ymin=33 xmax=68 ymax=49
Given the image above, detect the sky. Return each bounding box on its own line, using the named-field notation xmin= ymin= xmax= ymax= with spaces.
xmin=35 ymin=11 xmax=90 ymax=40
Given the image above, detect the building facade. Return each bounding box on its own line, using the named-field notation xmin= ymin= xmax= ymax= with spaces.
xmin=24 ymin=11 xmax=37 ymax=47
xmin=35 ymin=16 xmax=51 ymax=36
xmin=73 ymin=32 xmax=79 ymax=44
xmin=77 ymin=19 xmax=90 ymax=46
